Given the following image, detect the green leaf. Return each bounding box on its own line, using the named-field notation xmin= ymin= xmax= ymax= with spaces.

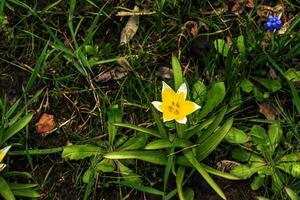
xmin=96 ymin=159 xmax=115 ymax=173
xmin=0 ymin=177 xmax=15 ymax=200
xmin=225 ymin=127 xmax=248 ymax=144
xmin=237 ymin=35 xmax=245 ymax=53
xmin=284 ymin=68 xmax=300 ymax=82
xmin=185 ymin=115 xmax=216 ymax=139
xmin=114 ymin=123 xmax=161 ymax=138
xmin=251 ymin=125 xmax=270 ymax=154
xmin=285 ymin=187 xmax=300 ymax=200
xmin=230 ymin=163 xmax=266 ymax=179
xmin=107 ymin=106 xmax=123 ymax=145
xmin=198 ymin=82 xmax=226 ymax=120
xmin=256 ymin=197 xmax=270 ymax=200
xmin=11 ymin=188 xmax=40 ymax=198
xmin=280 ymin=153 xmax=300 ymax=162
xmin=214 ymin=39 xmax=230 ymax=57
xmin=117 ymin=161 xmax=142 ymax=184
xmin=231 ymin=148 xmax=265 ymax=162
xmin=240 ymin=79 xmax=254 ymax=93
xmin=197 ymin=118 xmax=233 ymax=161
xmin=176 ymin=166 xmax=185 ymax=200
xmin=151 ymin=107 xmax=168 ymax=138
xmin=268 ymin=122 xmax=282 ymax=152
xmin=62 ymin=145 xmax=104 ymax=160
xmin=192 ymin=81 xmax=207 ymax=106
xmin=271 ymin=168 xmax=284 ymax=192
xmin=184 ymin=150 xmax=226 ymax=200
xmin=1 ymin=113 xmax=33 ymax=145
xmin=8 ymin=183 xmax=38 ymax=189
xmin=183 ymin=188 xmax=194 ymax=200
xmin=104 ymin=151 xmax=167 ymax=165
xmin=144 ymin=138 xmax=192 ymax=150
xmin=251 ymin=174 xmax=265 ymax=190
xmin=120 ymin=181 xmax=164 ymax=196
xmin=277 ymin=162 xmax=300 ymax=177
xmin=117 ymin=134 xmax=148 ymax=151
xmin=253 ymin=77 xmax=281 ymax=92
xmin=171 ymin=55 xmax=183 ymax=90
xmin=196 ymin=106 xmax=227 ymax=144
xmin=82 ymin=168 xmax=92 ymax=184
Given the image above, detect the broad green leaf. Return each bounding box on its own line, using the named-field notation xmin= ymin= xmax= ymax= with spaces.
xmin=11 ymin=188 xmax=40 ymax=198
xmin=240 ymin=79 xmax=254 ymax=93
xmin=229 ymin=87 xmax=241 ymax=107
xmin=1 ymin=113 xmax=33 ymax=145
xmin=114 ymin=123 xmax=161 ymax=138
xmin=62 ymin=145 xmax=104 ymax=160
xmin=268 ymin=122 xmax=282 ymax=152
xmin=280 ymin=153 xmax=300 ymax=162
xmin=285 ymin=68 xmax=300 ymax=82
xmin=251 ymin=125 xmax=270 ymax=154
xmin=144 ymin=138 xmax=192 ymax=150
xmin=192 ymin=81 xmax=207 ymax=106
xmin=197 ymin=118 xmax=233 ymax=160
xmin=237 ymin=35 xmax=245 ymax=53
xmin=96 ymin=159 xmax=115 ymax=173
xmin=196 ymin=106 xmax=227 ymax=144
xmin=253 ymin=77 xmax=281 ymax=92
xmin=117 ymin=134 xmax=148 ymax=151
xmin=82 ymin=168 xmax=92 ymax=184
xmin=251 ymin=174 xmax=265 ymax=190
xmin=231 ymin=147 xmax=265 ymax=162
xmin=5 ymin=99 xmax=20 ymax=119
xmin=121 ymin=181 xmax=164 ymax=196
xmin=230 ymin=162 xmax=266 ymax=179
xmin=256 ymin=197 xmax=270 ymax=200
xmin=214 ymin=39 xmax=230 ymax=57
xmin=198 ymin=82 xmax=226 ymax=120
xmin=225 ymin=127 xmax=248 ymax=144
xmin=184 ymin=188 xmax=194 ymax=200
xmin=285 ymin=187 xmax=300 ymax=200
xmin=104 ymin=151 xmax=167 ymax=165
xmin=0 ymin=177 xmax=15 ymax=200
xmin=117 ymin=161 xmax=141 ymax=184
xmin=184 ymin=150 xmax=226 ymax=200
xmin=8 ymin=183 xmax=38 ymax=189
xmin=271 ymin=168 xmax=284 ymax=192
xmin=185 ymin=116 xmax=216 ymax=139
xmin=176 ymin=166 xmax=185 ymax=200
xmin=172 ymin=55 xmax=183 ymax=90
xmin=164 ymin=144 xmax=175 ymax=193
xmin=107 ymin=106 xmax=123 ymax=145
xmin=277 ymin=162 xmax=300 ymax=177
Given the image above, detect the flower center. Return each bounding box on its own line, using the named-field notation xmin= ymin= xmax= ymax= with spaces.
xmin=168 ymin=101 xmax=180 ymax=115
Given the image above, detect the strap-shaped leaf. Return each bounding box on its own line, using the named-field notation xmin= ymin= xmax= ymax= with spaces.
xmin=285 ymin=187 xmax=300 ymax=200
xmin=104 ymin=151 xmax=167 ymax=165
xmin=62 ymin=145 xmax=104 ymax=160
xmin=171 ymin=55 xmax=183 ymax=90
xmin=117 ymin=133 xmax=148 ymax=151
xmin=107 ymin=106 xmax=123 ymax=145
xmin=0 ymin=177 xmax=15 ymax=200
xmin=121 ymin=181 xmax=164 ymax=196
xmin=145 ymin=138 xmax=192 ymax=150
xmin=114 ymin=123 xmax=161 ymax=138
xmin=176 ymin=166 xmax=185 ymax=200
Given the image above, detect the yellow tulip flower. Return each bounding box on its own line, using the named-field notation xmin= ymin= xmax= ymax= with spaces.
xmin=152 ymin=82 xmax=201 ymax=124
xmin=0 ymin=146 xmax=11 ymax=172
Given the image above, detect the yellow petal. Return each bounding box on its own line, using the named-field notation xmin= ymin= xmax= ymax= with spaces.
xmin=181 ymin=101 xmax=201 ymax=116
xmin=0 ymin=163 xmax=6 ymax=172
xmin=175 ymin=116 xmax=187 ymax=124
xmin=0 ymin=146 xmax=11 ymax=163
xmin=162 ymin=81 xmax=176 ymax=103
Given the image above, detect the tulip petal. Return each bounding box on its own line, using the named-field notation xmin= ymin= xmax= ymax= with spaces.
xmin=162 ymin=81 xmax=176 ymax=103
xmin=176 ymin=117 xmax=187 ymax=124
xmin=151 ymin=101 xmax=163 ymax=112
xmin=0 ymin=146 xmax=11 ymax=163
xmin=177 ymin=83 xmax=187 ymax=99
xmin=0 ymin=163 xmax=6 ymax=172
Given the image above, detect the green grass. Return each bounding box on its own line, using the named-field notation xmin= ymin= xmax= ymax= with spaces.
xmin=1 ymin=0 xmax=300 ymax=199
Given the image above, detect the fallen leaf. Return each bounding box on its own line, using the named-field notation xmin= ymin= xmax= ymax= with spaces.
xmin=120 ymin=6 xmax=139 ymax=45
xmin=269 ymin=66 xmax=280 ymax=80
xmin=156 ymin=67 xmax=173 ymax=79
xmin=116 ymin=9 xmax=155 ymax=17
xmin=95 ymin=67 xmax=128 ymax=82
xmin=35 ymin=113 xmax=56 ymax=135
xmin=216 ymin=160 xmax=240 ymax=172
xmin=232 ymin=0 xmax=250 ymax=15
xmin=117 ymin=57 xmax=133 ymax=71
xmin=246 ymin=0 xmax=254 ymax=8
xmin=258 ymin=102 xmax=278 ymax=120
xmin=257 ymin=4 xmax=283 ymax=19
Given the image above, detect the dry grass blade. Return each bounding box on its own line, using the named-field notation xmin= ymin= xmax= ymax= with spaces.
xmin=120 ymin=6 xmax=139 ymax=45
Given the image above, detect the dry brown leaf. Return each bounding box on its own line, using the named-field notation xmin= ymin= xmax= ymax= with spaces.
xmin=258 ymin=102 xmax=278 ymax=120
xmin=117 ymin=57 xmax=133 ymax=71
xmin=120 ymin=6 xmax=139 ymax=46
xmin=116 ymin=10 xmax=155 ymax=17
xmin=257 ymin=4 xmax=283 ymax=19
xmin=246 ymin=0 xmax=254 ymax=8
xmin=35 ymin=113 xmax=56 ymax=135
xmin=95 ymin=67 xmax=128 ymax=82
xmin=232 ymin=0 xmax=249 ymax=15
xmin=156 ymin=67 xmax=173 ymax=79
xmin=269 ymin=66 xmax=280 ymax=80
xmin=216 ymin=160 xmax=240 ymax=172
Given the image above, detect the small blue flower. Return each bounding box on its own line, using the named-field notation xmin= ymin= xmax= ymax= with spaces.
xmin=265 ymin=15 xmax=283 ymax=32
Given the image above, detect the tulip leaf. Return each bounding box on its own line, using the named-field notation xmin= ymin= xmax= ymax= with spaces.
xmin=1 ymin=113 xmax=33 ymax=145
xmin=120 ymin=181 xmax=164 ymax=196
xmin=225 ymin=127 xmax=248 ymax=144
xmin=172 ymin=55 xmax=183 ymax=90
xmin=62 ymin=145 xmax=104 ymax=160
xmin=117 ymin=133 xmax=148 ymax=151
xmin=144 ymin=138 xmax=192 ymax=150
xmin=176 ymin=166 xmax=185 ymax=200
xmin=192 ymin=81 xmax=207 ymax=106
xmin=151 ymin=107 xmax=168 ymax=138
xmin=117 ymin=161 xmax=142 ymax=184
xmin=230 ymin=163 xmax=266 ymax=179
xmin=11 ymin=188 xmax=40 ymax=198
xmin=184 ymin=188 xmax=195 ymax=200
xmin=0 ymin=177 xmax=15 ymax=200
xmin=96 ymin=159 xmax=115 ymax=173
xmin=114 ymin=123 xmax=161 ymax=138
xmin=197 ymin=82 xmax=226 ymax=120
xmin=214 ymin=39 xmax=230 ymax=57
xmin=104 ymin=151 xmax=167 ymax=165
xmin=197 ymin=118 xmax=233 ymax=161
xmin=285 ymin=187 xmax=300 ymax=200
xmin=107 ymin=106 xmax=123 ymax=145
